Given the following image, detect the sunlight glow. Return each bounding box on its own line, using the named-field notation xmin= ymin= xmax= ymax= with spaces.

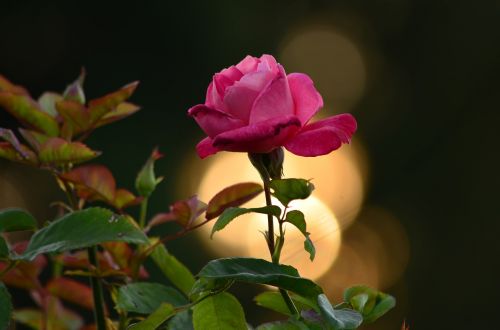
xmin=193 ymin=147 xmax=364 ymax=280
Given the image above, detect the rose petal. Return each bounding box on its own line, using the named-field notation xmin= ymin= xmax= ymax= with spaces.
xmin=249 ymin=65 xmax=294 ymax=124
xmin=213 ymin=115 xmax=301 ymax=153
xmin=288 ymin=73 xmax=324 ymax=125
xmin=214 ymin=66 xmax=243 ymax=94
xmin=205 ymin=81 xmax=225 ymax=111
xmin=285 ymin=113 xmax=357 ymax=157
xmin=257 ymin=54 xmax=279 ymax=74
xmin=188 ymin=104 xmax=245 ymax=138
xmin=223 ymin=70 xmax=275 ymax=122
xmin=196 ymin=137 xmax=221 ymax=158
xmin=236 ymin=55 xmax=259 ymax=74
xmin=206 ymin=66 xmax=243 ymax=111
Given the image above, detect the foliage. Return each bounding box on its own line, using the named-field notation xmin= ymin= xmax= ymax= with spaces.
xmin=0 ymin=72 xmax=396 ymax=330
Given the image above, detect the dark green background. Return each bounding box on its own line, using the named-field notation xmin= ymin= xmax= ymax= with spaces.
xmin=1 ymin=1 xmax=499 ymax=329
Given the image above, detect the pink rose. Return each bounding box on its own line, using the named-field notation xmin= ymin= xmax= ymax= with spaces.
xmin=188 ymin=54 xmax=356 ymax=158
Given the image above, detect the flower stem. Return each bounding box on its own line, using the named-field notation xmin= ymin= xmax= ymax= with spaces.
xmin=139 ymin=197 xmax=149 ymax=229
xmin=263 ymin=179 xmax=275 ymax=256
xmin=262 ymin=176 xmax=298 ymax=317
xmin=88 ymin=246 xmax=107 ymax=330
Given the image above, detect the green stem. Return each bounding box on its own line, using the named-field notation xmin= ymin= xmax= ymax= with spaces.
xmin=263 ymin=179 xmax=275 ymax=256
xmin=279 ymin=288 xmax=298 ymax=316
xmin=118 ymin=312 xmax=128 ymax=330
xmin=139 ymin=197 xmax=149 ymax=229
xmin=88 ymin=246 xmax=107 ymax=330
xmin=262 ymin=176 xmax=298 ymax=317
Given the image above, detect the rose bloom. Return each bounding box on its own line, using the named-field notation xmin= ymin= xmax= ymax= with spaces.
xmin=188 ymin=54 xmax=356 ymax=158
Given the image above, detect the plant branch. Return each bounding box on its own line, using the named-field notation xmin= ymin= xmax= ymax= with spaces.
xmin=261 ymin=175 xmax=298 ymax=317
xmin=139 ymin=197 xmax=149 ymax=229
xmin=263 ymin=178 xmax=275 ymax=256
xmin=88 ymin=246 xmax=107 ymax=330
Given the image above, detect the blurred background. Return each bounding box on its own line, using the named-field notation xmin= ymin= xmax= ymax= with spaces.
xmin=1 ymin=0 xmax=499 ymax=329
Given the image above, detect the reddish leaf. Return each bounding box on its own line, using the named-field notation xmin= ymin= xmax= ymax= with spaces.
xmin=95 ymin=102 xmax=141 ymax=128
xmin=56 ymin=99 xmax=91 ymax=137
xmin=0 ymin=142 xmax=21 ymax=162
xmin=147 ymin=196 xmax=207 ymax=230
xmin=38 ymin=137 xmax=100 ymax=165
xmin=0 ymin=91 xmax=59 ymax=136
xmin=37 ymin=92 xmax=63 ymax=117
xmin=0 ymin=141 xmax=36 ymax=165
xmin=145 ymin=213 xmax=177 ymax=232
xmin=101 ymin=242 xmax=131 ymax=269
xmin=0 ymin=128 xmax=35 ymax=160
xmin=0 ymin=242 xmax=46 ymax=290
xmin=88 ymin=81 xmax=139 ymax=123
xmin=46 ymin=277 xmax=94 ymax=310
xmin=113 ymin=189 xmax=142 ymax=209
xmin=18 ymin=128 xmax=50 ymax=151
xmin=402 ymin=320 xmax=410 ymax=330
xmin=60 ymin=165 xmax=141 ymax=210
xmin=58 ymin=250 xmax=116 ymax=273
xmin=45 ymin=296 xmax=84 ymax=330
xmin=0 ymin=75 xmax=28 ymax=94
xmin=61 ymin=165 xmax=116 ymax=202
xmin=81 ymin=324 xmax=97 ymax=330
xmin=206 ymin=182 xmax=263 ymax=220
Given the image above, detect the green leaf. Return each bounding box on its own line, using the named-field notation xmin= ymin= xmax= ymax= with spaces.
xmin=168 ymin=310 xmax=193 ymax=330
xmin=317 ymin=294 xmax=362 ymax=330
xmin=193 ymin=292 xmax=247 ymax=330
xmin=0 ymin=236 xmax=8 ymax=258
xmin=254 ymin=291 xmax=317 ymax=316
xmin=0 ymin=92 xmax=59 ymax=136
xmin=128 ymin=303 xmax=176 ymax=330
xmin=117 ymin=282 xmax=187 ymax=314
xmin=0 ymin=208 xmax=37 ymax=232
xmin=304 ymin=235 xmax=316 ymax=261
xmin=150 ymin=242 xmax=195 ymax=295
xmin=284 ymin=210 xmax=315 ymax=261
xmin=135 ymin=148 xmax=163 ymax=197
xmin=198 ymin=258 xmax=323 ymax=298
xmin=0 ymin=282 xmax=13 ymax=330
xmin=256 ymin=320 xmax=310 ymax=330
xmin=206 ymin=182 xmax=263 ymax=220
xmin=189 ymin=277 xmax=233 ymax=302
xmin=211 ymin=206 xmax=281 ymax=238
xmin=269 ymin=179 xmax=314 ymax=206
xmin=38 ymin=138 xmax=100 ymax=165
xmin=343 ymin=286 xmax=395 ymax=323
xmin=17 ymin=207 xmax=148 ymax=261
xmin=285 ymin=210 xmax=306 ymax=233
